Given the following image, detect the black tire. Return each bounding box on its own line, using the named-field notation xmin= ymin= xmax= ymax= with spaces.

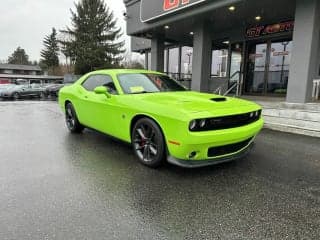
xmin=13 ymin=92 xmax=20 ymax=100
xmin=65 ymin=103 xmax=84 ymax=133
xmin=131 ymin=118 xmax=166 ymax=168
xmin=40 ymin=92 xmax=46 ymax=99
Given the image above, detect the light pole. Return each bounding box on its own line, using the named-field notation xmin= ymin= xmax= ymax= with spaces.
xmin=280 ymin=41 xmax=289 ymax=85
xmin=186 ymin=49 xmax=192 ymax=75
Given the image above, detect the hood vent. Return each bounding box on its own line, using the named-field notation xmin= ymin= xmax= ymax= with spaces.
xmin=210 ymin=97 xmax=227 ymax=102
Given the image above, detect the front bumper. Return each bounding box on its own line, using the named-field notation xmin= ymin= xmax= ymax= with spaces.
xmin=167 ymin=141 xmax=254 ymax=168
xmin=0 ymin=93 xmax=12 ymax=98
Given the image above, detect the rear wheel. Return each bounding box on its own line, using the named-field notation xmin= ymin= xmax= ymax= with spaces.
xmin=131 ymin=118 xmax=166 ymax=168
xmin=65 ymin=103 xmax=84 ymax=133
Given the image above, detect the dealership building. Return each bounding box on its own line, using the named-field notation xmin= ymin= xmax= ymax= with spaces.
xmin=123 ymin=0 xmax=320 ymax=104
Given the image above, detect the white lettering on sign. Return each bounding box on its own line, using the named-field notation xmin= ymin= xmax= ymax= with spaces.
xmin=273 ymin=51 xmax=289 ymax=56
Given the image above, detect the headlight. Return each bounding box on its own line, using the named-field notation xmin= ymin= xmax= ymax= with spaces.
xmin=189 ymin=119 xmax=208 ymax=131
xmin=199 ymin=119 xmax=206 ymax=128
xmin=189 ymin=120 xmax=197 ymax=130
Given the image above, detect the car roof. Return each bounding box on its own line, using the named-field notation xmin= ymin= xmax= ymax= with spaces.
xmin=87 ymin=69 xmax=165 ymax=75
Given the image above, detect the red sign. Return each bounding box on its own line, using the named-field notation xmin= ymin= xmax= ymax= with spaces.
xmin=163 ymin=0 xmax=190 ymax=11
xmin=0 ymin=78 xmax=10 ymax=84
xmin=246 ymin=21 xmax=294 ymax=38
xmin=141 ymin=0 xmax=205 ymax=22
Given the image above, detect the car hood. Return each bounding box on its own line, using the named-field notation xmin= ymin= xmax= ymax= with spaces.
xmin=128 ymin=91 xmax=260 ymax=118
xmin=47 ymin=84 xmax=63 ymax=90
xmin=1 ymin=87 xmax=22 ymax=93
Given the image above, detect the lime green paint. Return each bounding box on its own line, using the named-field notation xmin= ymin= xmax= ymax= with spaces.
xmin=59 ymin=69 xmax=263 ymax=161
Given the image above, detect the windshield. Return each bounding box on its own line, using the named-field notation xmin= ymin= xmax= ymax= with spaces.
xmin=117 ymin=73 xmax=186 ymax=94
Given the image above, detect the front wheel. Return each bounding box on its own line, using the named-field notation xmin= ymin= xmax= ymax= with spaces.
xmin=131 ymin=118 xmax=166 ymax=168
xmin=65 ymin=103 xmax=84 ymax=133
xmin=40 ymin=92 xmax=46 ymax=99
xmin=13 ymin=92 xmax=20 ymax=100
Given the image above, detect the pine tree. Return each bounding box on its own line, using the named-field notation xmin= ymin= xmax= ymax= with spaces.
xmin=60 ymin=0 xmax=125 ymax=74
xmin=8 ymin=47 xmax=31 ymax=65
xmin=40 ymin=28 xmax=60 ymax=70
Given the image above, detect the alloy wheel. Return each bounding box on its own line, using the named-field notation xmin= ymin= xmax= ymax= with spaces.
xmin=66 ymin=106 xmax=75 ymax=130
xmin=133 ymin=122 xmax=159 ymax=163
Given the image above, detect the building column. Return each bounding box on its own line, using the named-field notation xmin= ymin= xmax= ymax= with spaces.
xmin=178 ymin=46 xmax=182 ymax=80
xmin=286 ymin=0 xmax=320 ymax=103
xmin=191 ymin=21 xmax=212 ymax=92
xmin=144 ymin=51 xmax=148 ymax=70
xmin=151 ymin=34 xmax=165 ymax=72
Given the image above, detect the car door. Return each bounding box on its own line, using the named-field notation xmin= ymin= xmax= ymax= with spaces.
xmin=19 ymin=86 xmax=28 ymax=97
xmin=26 ymin=85 xmax=35 ymax=96
xmin=76 ymin=74 xmax=120 ymax=136
xmin=31 ymin=84 xmax=43 ymax=96
xmin=22 ymin=85 xmax=34 ymax=97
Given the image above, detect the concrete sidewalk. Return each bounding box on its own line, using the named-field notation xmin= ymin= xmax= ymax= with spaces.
xmin=241 ymin=96 xmax=320 ymax=137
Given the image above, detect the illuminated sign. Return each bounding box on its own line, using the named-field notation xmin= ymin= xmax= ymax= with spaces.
xmin=246 ymin=21 xmax=294 ymax=38
xmin=140 ymin=0 xmax=206 ymax=23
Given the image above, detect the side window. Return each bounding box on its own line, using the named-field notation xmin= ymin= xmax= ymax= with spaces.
xmin=81 ymin=75 xmax=117 ymax=94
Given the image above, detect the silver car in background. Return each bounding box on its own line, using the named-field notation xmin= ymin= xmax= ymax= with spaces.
xmin=0 ymin=84 xmax=46 ymax=100
xmin=0 ymin=84 xmax=15 ymax=97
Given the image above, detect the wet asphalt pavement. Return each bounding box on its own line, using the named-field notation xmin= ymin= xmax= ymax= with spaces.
xmin=0 ymin=101 xmax=319 ymax=240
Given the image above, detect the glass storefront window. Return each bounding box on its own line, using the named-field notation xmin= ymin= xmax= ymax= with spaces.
xmin=229 ymin=43 xmax=243 ymax=94
xmin=168 ymin=48 xmax=179 ymax=73
xmin=168 ymin=47 xmax=179 ymax=80
xmin=164 ymin=50 xmax=168 ymax=73
xmin=147 ymin=52 xmax=151 ymax=70
xmin=181 ymin=47 xmax=193 ymax=78
xmin=230 ymin=44 xmax=242 ymax=81
xmin=211 ymin=49 xmax=229 ymax=77
xmin=267 ymin=41 xmax=292 ymax=94
xmin=246 ymin=43 xmax=267 ymax=93
xmin=245 ymin=40 xmax=292 ymax=95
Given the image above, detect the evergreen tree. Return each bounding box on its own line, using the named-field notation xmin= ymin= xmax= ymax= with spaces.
xmin=8 ymin=47 xmax=30 ymax=65
xmin=60 ymin=0 xmax=125 ymax=74
xmin=40 ymin=28 xmax=60 ymax=70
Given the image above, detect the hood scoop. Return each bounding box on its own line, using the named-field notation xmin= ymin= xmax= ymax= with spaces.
xmin=210 ymin=97 xmax=227 ymax=102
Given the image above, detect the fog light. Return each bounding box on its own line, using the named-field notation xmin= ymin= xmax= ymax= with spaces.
xmin=189 ymin=151 xmax=197 ymax=159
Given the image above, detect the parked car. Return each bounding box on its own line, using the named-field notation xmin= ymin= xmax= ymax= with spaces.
xmin=59 ymin=69 xmax=264 ymax=168
xmin=44 ymin=83 xmax=65 ymax=98
xmin=0 ymin=84 xmax=14 ymax=91
xmin=0 ymin=84 xmax=46 ymax=100
xmin=0 ymin=84 xmax=15 ymax=99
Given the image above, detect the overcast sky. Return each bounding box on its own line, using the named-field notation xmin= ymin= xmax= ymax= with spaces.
xmin=0 ymin=0 xmax=130 ymax=62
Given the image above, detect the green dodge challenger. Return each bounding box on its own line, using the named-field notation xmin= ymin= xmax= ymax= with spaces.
xmin=58 ymin=69 xmax=263 ymax=168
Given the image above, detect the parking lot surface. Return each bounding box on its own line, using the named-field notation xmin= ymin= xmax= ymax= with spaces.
xmin=0 ymin=101 xmax=319 ymax=240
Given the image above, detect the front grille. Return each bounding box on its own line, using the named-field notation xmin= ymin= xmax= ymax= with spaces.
xmin=207 ymin=137 xmax=253 ymax=157
xmin=190 ymin=110 xmax=261 ymax=132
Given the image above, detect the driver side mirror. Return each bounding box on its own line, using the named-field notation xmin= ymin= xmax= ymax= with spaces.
xmin=94 ymin=86 xmax=111 ymax=98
